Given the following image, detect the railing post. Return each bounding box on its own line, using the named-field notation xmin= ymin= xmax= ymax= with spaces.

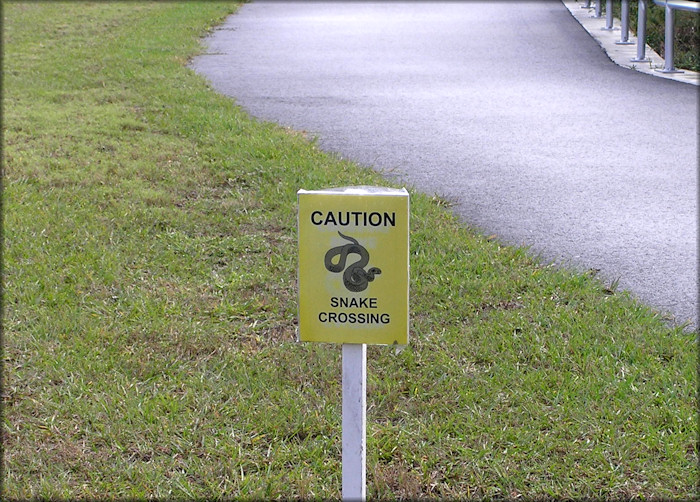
xmin=595 ymin=0 xmax=603 ymax=18
xmin=616 ymin=0 xmax=635 ymax=44
xmin=658 ymin=1 xmax=683 ymax=73
xmin=602 ymin=0 xmax=615 ymax=30
xmin=631 ymin=0 xmax=650 ymax=61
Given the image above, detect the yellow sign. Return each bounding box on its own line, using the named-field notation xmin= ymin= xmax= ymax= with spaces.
xmin=297 ymin=187 xmax=409 ymax=345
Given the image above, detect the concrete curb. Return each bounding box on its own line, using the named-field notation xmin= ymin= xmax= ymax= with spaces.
xmin=562 ymin=0 xmax=700 ymax=85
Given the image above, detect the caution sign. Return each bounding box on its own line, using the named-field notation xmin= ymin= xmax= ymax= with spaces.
xmin=297 ymin=187 xmax=409 ymax=345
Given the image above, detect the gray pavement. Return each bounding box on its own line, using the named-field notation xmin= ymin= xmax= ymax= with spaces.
xmin=191 ymin=1 xmax=698 ymax=329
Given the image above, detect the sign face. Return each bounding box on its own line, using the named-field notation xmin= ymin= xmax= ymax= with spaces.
xmin=298 ymin=187 xmax=409 ymax=345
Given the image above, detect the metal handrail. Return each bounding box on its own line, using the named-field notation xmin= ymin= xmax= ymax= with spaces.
xmin=586 ymin=0 xmax=699 ymax=73
xmin=654 ymin=0 xmax=700 ymax=9
xmin=652 ymin=0 xmax=700 ymax=73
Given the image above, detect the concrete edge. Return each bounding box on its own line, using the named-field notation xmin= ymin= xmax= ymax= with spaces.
xmin=562 ymin=0 xmax=700 ymax=85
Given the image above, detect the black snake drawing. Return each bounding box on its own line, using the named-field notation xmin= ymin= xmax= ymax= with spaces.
xmin=324 ymin=232 xmax=381 ymax=292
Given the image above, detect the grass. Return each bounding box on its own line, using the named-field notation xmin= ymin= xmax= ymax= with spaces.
xmin=2 ymin=1 xmax=697 ymax=499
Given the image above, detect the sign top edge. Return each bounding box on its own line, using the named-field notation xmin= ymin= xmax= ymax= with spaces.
xmin=298 ymin=186 xmax=408 ymax=196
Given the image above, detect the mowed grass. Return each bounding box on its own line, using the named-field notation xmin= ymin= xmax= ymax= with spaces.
xmin=2 ymin=2 xmax=696 ymax=499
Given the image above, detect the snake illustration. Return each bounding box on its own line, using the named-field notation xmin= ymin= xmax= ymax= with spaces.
xmin=324 ymin=232 xmax=381 ymax=292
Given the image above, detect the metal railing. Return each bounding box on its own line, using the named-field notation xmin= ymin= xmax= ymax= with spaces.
xmin=581 ymin=0 xmax=700 ymax=73
xmin=652 ymin=0 xmax=700 ymax=73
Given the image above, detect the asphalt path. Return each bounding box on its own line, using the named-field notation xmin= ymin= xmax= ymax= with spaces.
xmin=191 ymin=1 xmax=698 ymax=329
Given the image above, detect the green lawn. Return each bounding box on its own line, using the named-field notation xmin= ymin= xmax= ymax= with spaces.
xmin=2 ymin=2 xmax=697 ymax=499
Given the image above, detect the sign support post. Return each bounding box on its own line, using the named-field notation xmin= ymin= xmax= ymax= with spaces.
xmin=297 ymin=186 xmax=409 ymax=500
xmin=342 ymin=343 xmax=366 ymax=501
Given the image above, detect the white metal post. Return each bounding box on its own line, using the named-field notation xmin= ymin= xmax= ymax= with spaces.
xmin=342 ymin=343 xmax=366 ymax=501
xmin=659 ymin=2 xmax=682 ymax=72
xmin=632 ymin=0 xmax=650 ymax=61
xmin=617 ymin=0 xmax=635 ymax=44
xmin=603 ymin=0 xmax=615 ymax=29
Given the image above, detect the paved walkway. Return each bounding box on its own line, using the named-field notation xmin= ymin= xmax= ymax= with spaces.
xmin=192 ymin=1 xmax=698 ymax=329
